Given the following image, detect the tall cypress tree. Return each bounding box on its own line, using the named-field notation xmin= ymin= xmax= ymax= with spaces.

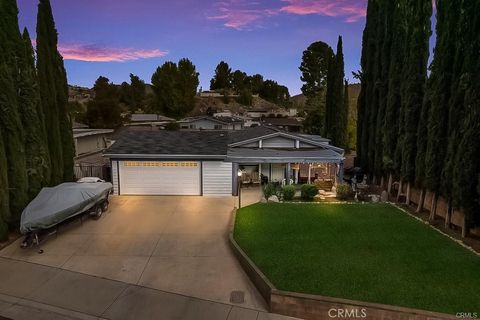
xmin=19 ymin=28 xmax=51 ymax=199
xmin=382 ymin=1 xmax=407 ymax=179
xmin=325 ymin=36 xmax=345 ymax=148
xmin=0 ymin=0 xmax=29 ymax=224
xmin=0 ymin=81 xmax=11 ymax=241
xmin=36 ymin=0 xmax=66 ymax=185
xmin=400 ymin=0 xmax=432 ymax=187
xmin=357 ymin=0 xmax=379 ymax=171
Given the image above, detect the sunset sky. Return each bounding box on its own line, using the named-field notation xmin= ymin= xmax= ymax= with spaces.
xmin=18 ymin=0 xmax=370 ymax=95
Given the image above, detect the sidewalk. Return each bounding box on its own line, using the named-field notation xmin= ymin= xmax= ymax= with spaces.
xmin=0 ymin=257 xmax=298 ymax=320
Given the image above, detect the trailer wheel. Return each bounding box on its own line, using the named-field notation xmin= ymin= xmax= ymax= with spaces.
xmin=101 ymin=200 xmax=109 ymax=212
xmin=93 ymin=205 xmax=103 ymax=219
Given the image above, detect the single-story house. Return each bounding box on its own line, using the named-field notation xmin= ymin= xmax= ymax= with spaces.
xmin=178 ymin=116 xmax=244 ymax=130
xmin=104 ymin=127 xmax=344 ymax=196
xmin=126 ymin=114 xmax=175 ymax=128
xmin=260 ymin=117 xmax=303 ymax=132
xmin=74 ymin=129 xmax=114 ymax=159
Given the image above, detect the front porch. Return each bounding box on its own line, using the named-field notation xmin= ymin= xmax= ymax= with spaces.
xmin=232 ymin=161 xmax=344 ymax=196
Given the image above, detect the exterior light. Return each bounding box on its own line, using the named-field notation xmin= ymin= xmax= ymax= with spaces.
xmin=237 ymin=170 xmax=243 ymax=177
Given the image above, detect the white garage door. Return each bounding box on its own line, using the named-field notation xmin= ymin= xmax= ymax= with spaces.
xmin=119 ymin=161 xmax=201 ymax=195
xmin=202 ymin=161 xmax=232 ymax=196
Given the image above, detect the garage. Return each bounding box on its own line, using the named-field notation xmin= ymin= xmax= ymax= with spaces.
xmin=118 ymin=161 xmax=201 ymax=195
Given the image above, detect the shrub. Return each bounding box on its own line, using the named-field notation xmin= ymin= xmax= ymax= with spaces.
xmin=282 ymin=185 xmax=296 ymax=201
xmin=336 ymin=183 xmax=352 ymax=200
xmin=301 ymin=184 xmax=318 ymax=200
xmin=263 ymin=183 xmax=277 ymax=200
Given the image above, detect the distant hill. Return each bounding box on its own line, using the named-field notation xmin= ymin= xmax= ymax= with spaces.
xmin=190 ymin=95 xmax=288 ymax=116
xmin=290 ymin=83 xmax=361 ymax=111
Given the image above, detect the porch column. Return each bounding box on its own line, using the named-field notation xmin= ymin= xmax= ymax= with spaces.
xmin=308 ymin=164 xmax=311 ymax=184
xmin=232 ymin=162 xmax=239 ymax=196
xmin=337 ymin=161 xmax=344 ymax=185
xmin=286 ymin=163 xmax=291 ymax=185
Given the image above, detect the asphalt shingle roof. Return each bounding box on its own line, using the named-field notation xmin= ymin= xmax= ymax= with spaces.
xmin=106 ymin=130 xmax=229 ymax=155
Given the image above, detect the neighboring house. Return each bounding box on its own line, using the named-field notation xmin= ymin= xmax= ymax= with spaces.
xmin=126 ymin=114 xmax=175 ymax=128
xmin=104 ymin=126 xmax=344 ymax=196
xmin=260 ymin=117 xmax=303 ymax=132
xmin=178 ymin=116 xmax=244 ymax=130
xmin=74 ymin=129 xmax=114 ymax=163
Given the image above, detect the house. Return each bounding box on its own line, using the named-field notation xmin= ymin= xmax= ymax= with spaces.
xmin=74 ymin=129 xmax=114 ymax=163
xmin=104 ymin=126 xmax=345 ymax=196
xmin=260 ymin=117 xmax=303 ymax=132
xmin=178 ymin=116 xmax=244 ymax=130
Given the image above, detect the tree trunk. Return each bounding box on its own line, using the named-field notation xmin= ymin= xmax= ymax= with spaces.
xmin=387 ymin=174 xmax=393 ymax=195
xmin=415 ymin=189 xmax=425 ymax=213
xmin=380 ymin=176 xmax=385 ymax=189
xmin=445 ymin=202 xmax=452 ymax=229
xmin=405 ymin=183 xmax=411 ymax=205
xmin=461 ymin=215 xmax=468 ymax=238
xmin=372 ymin=175 xmax=377 ymax=186
xmin=429 ymin=193 xmax=437 ymax=221
xmin=396 ymin=180 xmax=403 ymax=202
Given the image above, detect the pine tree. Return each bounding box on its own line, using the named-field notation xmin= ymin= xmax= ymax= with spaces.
xmin=37 ymin=0 xmax=65 ymax=185
xmin=0 ymin=0 xmax=29 ymax=224
xmin=18 ymin=28 xmax=51 ymax=199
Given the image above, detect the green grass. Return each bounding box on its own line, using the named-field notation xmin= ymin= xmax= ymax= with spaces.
xmin=234 ymin=203 xmax=480 ymax=314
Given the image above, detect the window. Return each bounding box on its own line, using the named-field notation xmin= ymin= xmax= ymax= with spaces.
xmin=123 ymin=161 xmax=198 ymax=167
xmin=214 ymin=124 xmax=223 ymax=130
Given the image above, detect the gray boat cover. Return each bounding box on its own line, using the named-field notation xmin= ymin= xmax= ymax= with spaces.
xmin=20 ymin=182 xmax=113 ymax=234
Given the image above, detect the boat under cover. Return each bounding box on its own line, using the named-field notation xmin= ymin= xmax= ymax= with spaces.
xmin=20 ymin=182 xmax=113 ymax=234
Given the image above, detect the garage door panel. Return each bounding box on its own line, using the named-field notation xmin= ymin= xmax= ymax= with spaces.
xmin=202 ymin=162 xmax=232 ymax=196
xmin=119 ymin=161 xmax=200 ymax=195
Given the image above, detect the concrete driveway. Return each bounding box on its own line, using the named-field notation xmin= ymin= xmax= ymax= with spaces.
xmin=0 ymin=196 xmax=266 ymax=311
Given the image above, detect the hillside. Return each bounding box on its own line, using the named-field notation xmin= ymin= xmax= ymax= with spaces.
xmin=190 ymin=95 xmax=287 ymax=116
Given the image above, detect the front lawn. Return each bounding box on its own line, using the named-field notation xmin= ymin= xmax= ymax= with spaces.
xmin=234 ymin=203 xmax=480 ymax=314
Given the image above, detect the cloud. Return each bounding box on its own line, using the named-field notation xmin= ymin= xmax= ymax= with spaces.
xmin=57 ymin=43 xmax=168 ymax=62
xmin=207 ymin=1 xmax=277 ymax=30
xmin=208 ymin=0 xmax=366 ymax=30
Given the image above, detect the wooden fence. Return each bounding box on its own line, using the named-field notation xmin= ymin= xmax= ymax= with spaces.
xmin=74 ymin=164 xmax=111 ymax=182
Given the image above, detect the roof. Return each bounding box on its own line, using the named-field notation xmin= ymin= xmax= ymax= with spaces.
xmin=260 ymin=117 xmax=303 ymax=127
xmin=180 ymin=116 xmax=242 ymax=125
xmin=105 ymin=126 xmax=344 ymax=163
xmin=73 ymin=122 xmax=88 ymax=129
xmin=73 ymin=129 xmax=114 ymax=138
xmin=130 ymin=114 xmax=175 ymax=122
xmin=105 ymin=130 xmax=229 ymax=157
xmin=226 ymin=148 xmax=343 ymax=163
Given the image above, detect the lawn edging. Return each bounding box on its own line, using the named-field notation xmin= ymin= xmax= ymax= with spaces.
xmin=229 ymin=207 xmax=458 ymax=320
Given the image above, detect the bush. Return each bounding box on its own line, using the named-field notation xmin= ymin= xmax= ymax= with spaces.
xmin=301 ymin=184 xmax=318 ymax=200
xmin=263 ymin=183 xmax=277 ymax=200
xmin=282 ymin=185 xmax=296 ymax=201
xmin=336 ymin=183 xmax=352 ymax=200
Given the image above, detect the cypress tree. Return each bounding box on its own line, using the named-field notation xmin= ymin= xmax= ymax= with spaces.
xmin=325 ymin=36 xmax=346 ymax=148
xmin=0 ymin=0 xmax=29 ymax=224
xmin=442 ymin=0 xmax=475 ymax=202
xmin=382 ymin=1 xmax=407 ymax=179
xmin=424 ymin=0 xmax=461 ymax=196
xmin=36 ymin=0 xmax=66 ymax=185
xmin=451 ymin=0 xmax=480 ymax=229
xmin=341 ymin=80 xmax=350 ymax=151
xmin=19 ymin=28 xmax=51 ymax=199
xmin=357 ymin=0 xmax=379 ymax=171
xmin=0 ymin=82 xmax=11 ymax=241
xmin=400 ymin=0 xmax=432 ymax=186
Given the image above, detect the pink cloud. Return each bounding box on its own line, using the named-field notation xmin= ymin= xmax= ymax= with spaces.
xmin=208 ymin=0 xmax=366 ymax=30
xmin=32 ymin=40 xmax=168 ymax=62
xmin=279 ymin=0 xmax=366 ymax=23
xmin=207 ymin=1 xmax=277 ymax=30
xmin=58 ymin=44 xmax=168 ymax=62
